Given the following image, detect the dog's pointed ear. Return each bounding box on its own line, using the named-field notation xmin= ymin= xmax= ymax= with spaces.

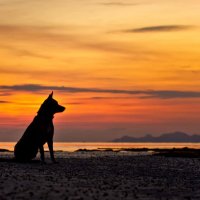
xmin=48 ymin=91 xmax=53 ymax=98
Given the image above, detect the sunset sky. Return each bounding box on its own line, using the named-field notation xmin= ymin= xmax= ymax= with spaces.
xmin=1 ymin=0 xmax=200 ymax=141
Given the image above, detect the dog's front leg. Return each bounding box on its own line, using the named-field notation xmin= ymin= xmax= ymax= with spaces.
xmin=47 ymin=140 xmax=57 ymax=163
xmin=39 ymin=145 xmax=45 ymax=163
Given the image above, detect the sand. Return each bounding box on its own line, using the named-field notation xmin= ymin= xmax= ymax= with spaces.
xmin=0 ymin=152 xmax=200 ymax=200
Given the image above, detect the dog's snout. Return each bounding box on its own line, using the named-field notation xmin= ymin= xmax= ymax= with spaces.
xmin=59 ymin=105 xmax=65 ymax=112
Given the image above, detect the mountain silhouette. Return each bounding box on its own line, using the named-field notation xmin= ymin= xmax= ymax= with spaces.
xmin=112 ymin=132 xmax=200 ymax=142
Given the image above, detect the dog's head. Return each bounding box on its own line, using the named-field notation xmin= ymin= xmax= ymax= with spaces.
xmin=37 ymin=92 xmax=65 ymax=116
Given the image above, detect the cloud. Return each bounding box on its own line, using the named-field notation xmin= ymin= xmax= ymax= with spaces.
xmin=0 ymin=24 xmax=134 ymax=55
xmin=141 ymin=90 xmax=200 ymax=99
xmin=123 ymin=25 xmax=193 ymax=33
xmin=0 ymin=25 xmax=76 ymax=47
xmin=99 ymin=2 xmax=139 ymax=6
xmin=0 ymin=24 xmax=165 ymax=60
xmin=0 ymin=44 xmax=51 ymax=59
xmin=0 ymin=67 xmax=125 ymax=83
xmin=0 ymin=92 xmax=11 ymax=96
xmin=90 ymin=96 xmax=133 ymax=100
xmin=0 ymin=24 xmax=164 ymax=59
xmin=177 ymin=66 xmax=200 ymax=74
xmin=0 ymin=100 xmax=10 ymax=104
xmin=0 ymin=0 xmax=29 ymax=6
xmin=1 ymin=84 xmax=200 ymax=99
xmin=68 ymin=102 xmax=85 ymax=105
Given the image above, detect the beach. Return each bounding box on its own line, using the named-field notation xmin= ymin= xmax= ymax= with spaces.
xmin=1 ymin=152 xmax=200 ymax=200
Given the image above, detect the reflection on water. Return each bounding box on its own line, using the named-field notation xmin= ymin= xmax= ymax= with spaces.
xmin=1 ymin=142 xmax=200 ymax=152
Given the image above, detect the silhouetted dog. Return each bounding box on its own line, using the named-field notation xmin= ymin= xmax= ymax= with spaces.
xmin=14 ymin=92 xmax=65 ymax=163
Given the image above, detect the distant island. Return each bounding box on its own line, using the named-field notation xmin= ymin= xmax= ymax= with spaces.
xmin=112 ymin=132 xmax=200 ymax=143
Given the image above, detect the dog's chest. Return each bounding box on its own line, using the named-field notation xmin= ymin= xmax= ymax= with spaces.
xmin=40 ymin=122 xmax=53 ymax=141
xmin=46 ymin=124 xmax=53 ymax=134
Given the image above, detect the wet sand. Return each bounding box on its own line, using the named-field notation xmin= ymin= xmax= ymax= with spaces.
xmin=0 ymin=152 xmax=200 ymax=200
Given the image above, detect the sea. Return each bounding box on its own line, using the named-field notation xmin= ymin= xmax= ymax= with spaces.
xmin=1 ymin=142 xmax=200 ymax=152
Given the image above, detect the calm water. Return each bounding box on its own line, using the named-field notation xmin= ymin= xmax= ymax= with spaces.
xmin=1 ymin=142 xmax=200 ymax=152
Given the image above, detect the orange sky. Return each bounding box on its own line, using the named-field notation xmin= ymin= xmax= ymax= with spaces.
xmin=0 ymin=0 xmax=200 ymax=141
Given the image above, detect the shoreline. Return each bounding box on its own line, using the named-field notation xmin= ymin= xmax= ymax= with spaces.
xmin=1 ymin=147 xmax=200 ymax=158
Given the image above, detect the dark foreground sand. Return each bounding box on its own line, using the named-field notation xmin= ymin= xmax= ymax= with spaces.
xmin=0 ymin=153 xmax=200 ymax=200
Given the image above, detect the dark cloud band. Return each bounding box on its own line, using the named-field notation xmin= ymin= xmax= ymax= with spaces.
xmin=99 ymin=2 xmax=139 ymax=6
xmin=0 ymin=100 xmax=10 ymax=104
xmin=124 ymin=25 xmax=192 ymax=33
xmin=1 ymin=84 xmax=200 ymax=99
